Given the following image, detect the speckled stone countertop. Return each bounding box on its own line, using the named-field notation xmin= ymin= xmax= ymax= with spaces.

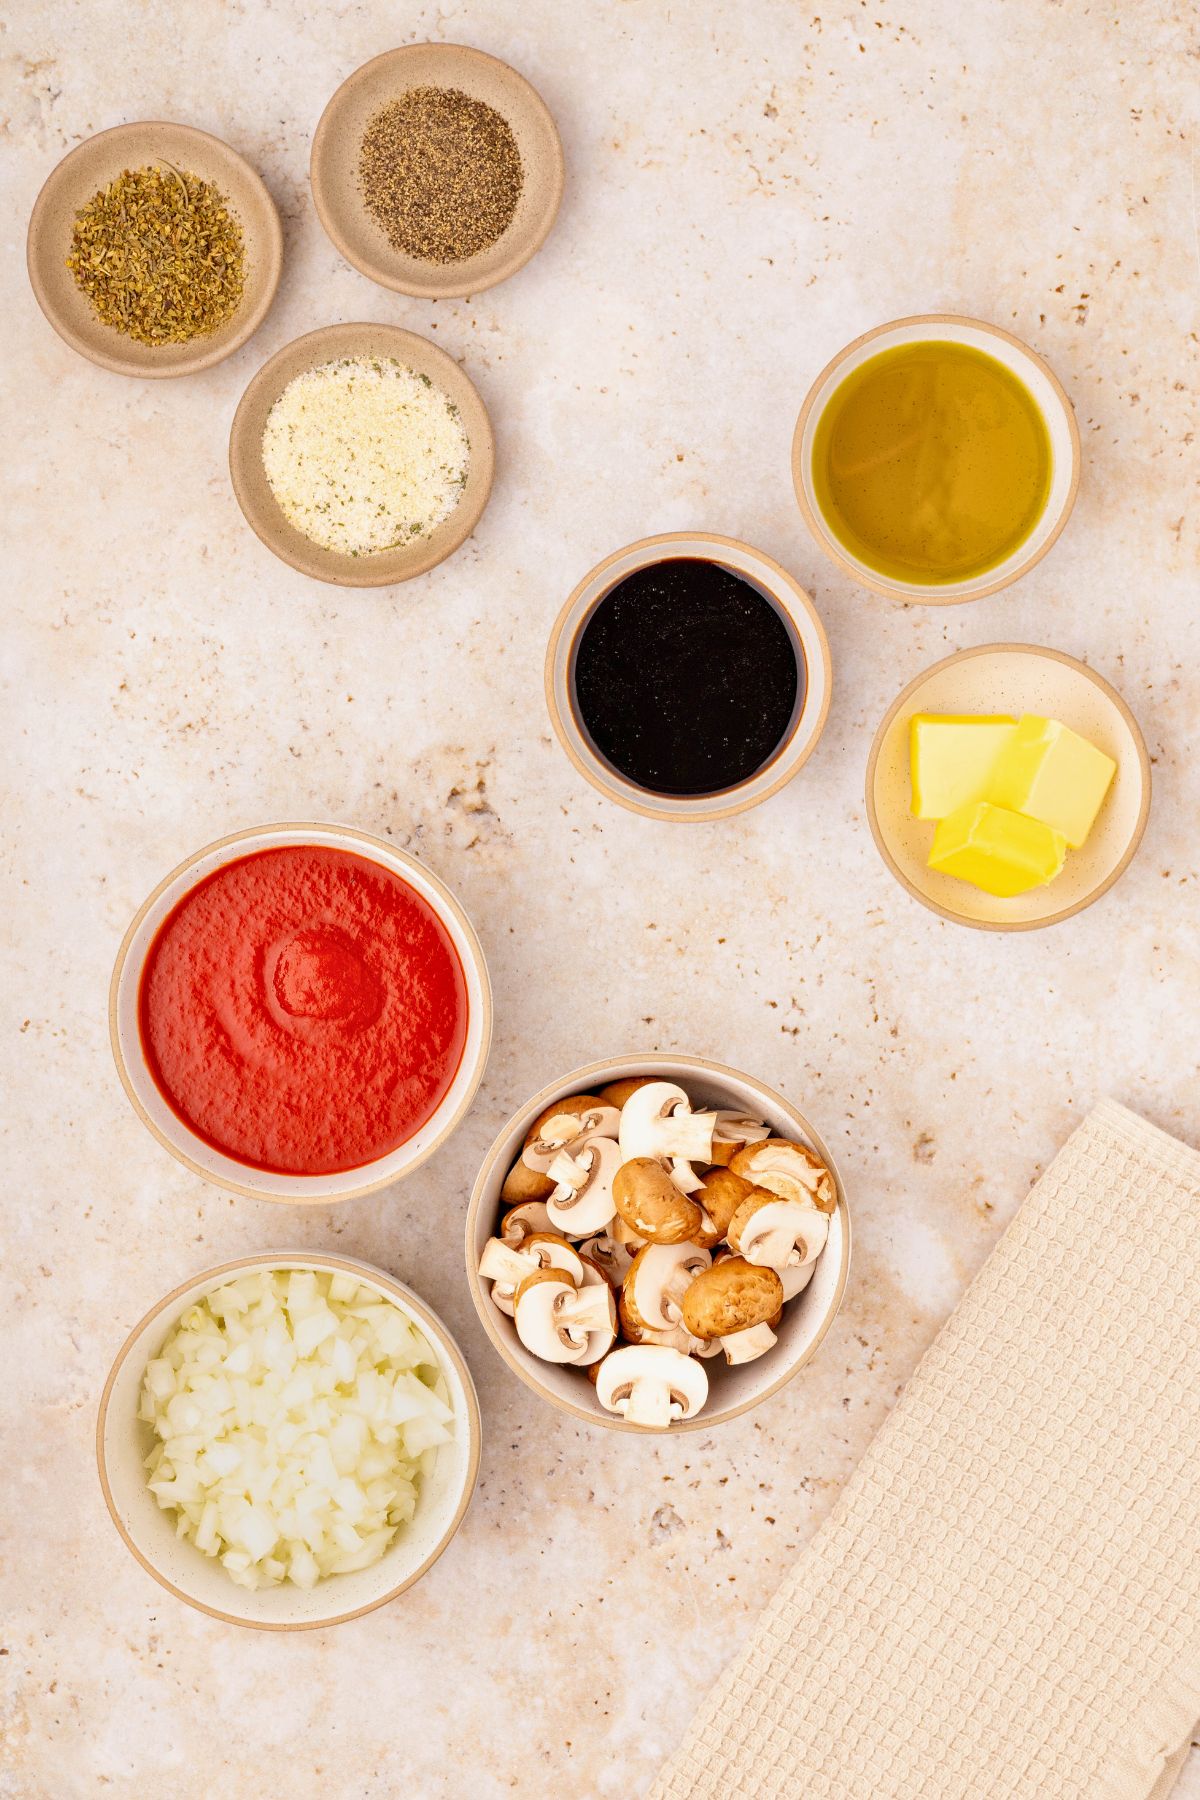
xmin=3 ymin=2 xmax=1198 ymax=1795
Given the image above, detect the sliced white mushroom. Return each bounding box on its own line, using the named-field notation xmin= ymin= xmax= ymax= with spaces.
xmin=622 ymin=1243 xmax=712 ymax=1335
xmin=728 ymin=1139 xmax=836 ymax=1212
xmin=512 ymin=1269 xmax=617 ymax=1365
xmin=618 ymin=1314 xmax=711 ymax=1356
xmin=720 ymin=1320 xmax=778 ymax=1364
xmin=573 ymin=1257 xmax=620 ymax=1362
xmin=577 ymin=1232 xmax=636 ymax=1289
xmin=521 ymin=1102 xmax=621 ymax=1173
xmin=709 ymin=1109 xmax=771 ymax=1165
xmin=593 ymin=1344 xmax=709 ymax=1429
xmin=544 ymin=1135 xmax=622 ymax=1238
xmin=498 ymin=1201 xmax=553 ymax=1246
xmin=727 ymin=1194 xmax=829 ymax=1270
xmin=779 ymin=1261 xmax=817 ymax=1302
xmin=478 ymin=1232 xmax=585 ymax=1316
xmin=617 ymin=1082 xmax=718 ymax=1193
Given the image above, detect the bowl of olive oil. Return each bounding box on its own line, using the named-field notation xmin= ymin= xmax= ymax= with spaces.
xmin=792 ymin=315 xmax=1080 ymax=603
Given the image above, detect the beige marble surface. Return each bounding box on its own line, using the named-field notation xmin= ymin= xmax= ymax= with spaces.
xmin=3 ymin=1 xmax=1199 ymax=1794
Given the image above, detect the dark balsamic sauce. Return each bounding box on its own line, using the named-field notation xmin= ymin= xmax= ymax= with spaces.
xmin=572 ymin=558 xmax=803 ymax=797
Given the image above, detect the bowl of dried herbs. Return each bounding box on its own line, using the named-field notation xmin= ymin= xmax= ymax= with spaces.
xmin=27 ymin=120 xmax=283 ymax=378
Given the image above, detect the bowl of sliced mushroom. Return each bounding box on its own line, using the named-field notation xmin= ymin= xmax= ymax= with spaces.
xmin=465 ymin=1055 xmax=851 ymax=1432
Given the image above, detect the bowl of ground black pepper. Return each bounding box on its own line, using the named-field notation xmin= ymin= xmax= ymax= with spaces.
xmin=228 ymin=322 xmax=495 ymax=586
xmin=310 ymin=43 xmax=563 ymax=300
xmin=546 ymin=534 xmax=833 ymax=822
xmin=27 ymin=121 xmax=282 ymax=378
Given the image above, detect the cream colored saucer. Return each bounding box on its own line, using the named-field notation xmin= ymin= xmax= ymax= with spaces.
xmin=865 ymin=644 xmax=1151 ymax=930
xmin=228 ymin=323 xmax=494 ymax=586
xmin=27 ymin=121 xmax=282 ymax=379
xmin=311 ymin=43 xmax=563 ymax=299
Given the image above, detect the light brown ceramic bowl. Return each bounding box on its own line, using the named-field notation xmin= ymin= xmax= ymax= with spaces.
xmin=311 ymin=43 xmax=564 ymax=299
xmin=97 ymin=1253 xmax=481 ymax=1629
xmin=109 ymin=822 xmax=492 ymax=1201
xmin=465 ymin=1054 xmax=851 ymax=1434
xmin=27 ymin=121 xmax=282 ymax=379
xmin=228 ymin=322 xmax=495 ymax=585
xmin=545 ymin=533 xmax=833 ymax=822
xmin=865 ymin=644 xmax=1151 ymax=930
xmin=792 ymin=315 xmax=1081 ymax=603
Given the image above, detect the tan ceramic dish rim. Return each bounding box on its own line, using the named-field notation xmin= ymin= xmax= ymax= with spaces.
xmin=26 ymin=120 xmax=283 ymax=379
xmin=791 ymin=313 xmax=1082 ymax=604
xmin=864 ymin=643 xmax=1152 ymax=931
xmin=96 ymin=1252 xmax=482 ymax=1630
xmin=544 ymin=532 xmax=834 ymax=823
xmin=108 ymin=821 xmax=493 ymax=1201
xmin=310 ymin=43 xmax=565 ymax=300
xmin=464 ymin=1053 xmax=852 ymax=1433
xmin=228 ymin=322 xmax=496 ymax=587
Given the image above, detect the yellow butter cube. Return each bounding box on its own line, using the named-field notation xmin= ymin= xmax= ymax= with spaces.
xmin=909 ymin=713 xmax=1017 ymax=819
xmin=928 ymin=801 xmax=1067 ymax=897
xmin=985 ymin=715 xmax=1116 ymax=848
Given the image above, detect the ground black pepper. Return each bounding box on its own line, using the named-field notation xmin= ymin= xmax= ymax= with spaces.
xmin=572 ymin=558 xmax=803 ymax=797
xmin=358 ymin=86 xmax=523 ymax=263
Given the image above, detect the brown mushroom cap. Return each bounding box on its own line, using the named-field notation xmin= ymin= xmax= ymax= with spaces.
xmin=696 ymin=1168 xmax=755 ymax=1239
xmin=598 ymin=1076 xmax=657 ymax=1109
xmin=502 ymin=1096 xmax=613 ymax=1205
xmin=680 ymin=1258 xmax=784 ymax=1340
xmin=613 ymin=1157 xmax=703 ymax=1245
xmin=524 ymin=1094 xmax=609 ymax=1146
xmin=501 ymin=1158 xmax=554 ymax=1205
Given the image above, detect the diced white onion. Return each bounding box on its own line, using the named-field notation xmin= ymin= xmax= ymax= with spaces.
xmin=140 ymin=1270 xmax=452 ymax=1591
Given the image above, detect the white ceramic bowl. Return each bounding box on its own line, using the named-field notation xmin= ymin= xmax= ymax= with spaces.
xmin=465 ymin=1054 xmax=851 ymax=1432
xmin=792 ymin=314 xmax=1081 ymax=603
xmin=110 ymin=822 xmax=491 ymax=1202
xmin=96 ymin=1254 xmax=481 ymax=1630
xmin=545 ymin=533 xmax=832 ymax=822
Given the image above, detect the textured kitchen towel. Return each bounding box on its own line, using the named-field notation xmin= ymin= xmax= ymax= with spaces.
xmin=649 ymin=1100 xmax=1200 ymax=1800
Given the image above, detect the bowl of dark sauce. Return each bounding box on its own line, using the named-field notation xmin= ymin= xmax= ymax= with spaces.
xmin=545 ymin=534 xmax=832 ymax=820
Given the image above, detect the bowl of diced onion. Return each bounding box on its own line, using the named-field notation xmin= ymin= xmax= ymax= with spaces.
xmin=96 ymin=1254 xmax=480 ymax=1629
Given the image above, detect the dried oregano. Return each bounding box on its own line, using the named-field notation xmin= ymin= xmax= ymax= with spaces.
xmin=66 ymin=163 xmax=246 ymax=346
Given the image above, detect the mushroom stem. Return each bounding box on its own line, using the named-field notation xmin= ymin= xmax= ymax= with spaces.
xmin=478 ymin=1239 xmax=534 ymax=1290
xmin=557 ymin=1283 xmax=616 ymax=1336
xmin=721 ymin=1320 xmax=778 ymax=1364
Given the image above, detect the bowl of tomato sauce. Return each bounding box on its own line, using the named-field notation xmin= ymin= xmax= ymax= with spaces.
xmin=110 ymin=823 xmax=491 ymax=1202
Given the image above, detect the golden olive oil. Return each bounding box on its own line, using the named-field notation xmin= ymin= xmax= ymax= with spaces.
xmin=811 ymin=340 xmax=1052 ymax=585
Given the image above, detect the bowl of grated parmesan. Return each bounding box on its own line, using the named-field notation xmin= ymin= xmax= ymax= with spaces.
xmin=229 ymin=321 xmax=494 ymax=585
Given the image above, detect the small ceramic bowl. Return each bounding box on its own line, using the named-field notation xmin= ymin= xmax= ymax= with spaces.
xmin=792 ymin=314 xmax=1081 ymax=603
xmin=865 ymin=643 xmax=1151 ymax=930
xmin=97 ymin=1253 xmax=481 ymax=1630
xmin=109 ymin=821 xmax=492 ymax=1201
xmin=229 ymin=322 xmax=495 ymax=586
xmin=545 ymin=533 xmax=833 ymax=822
xmin=465 ymin=1054 xmax=851 ymax=1433
xmin=27 ymin=121 xmax=282 ymax=379
xmin=311 ymin=43 xmax=564 ymax=300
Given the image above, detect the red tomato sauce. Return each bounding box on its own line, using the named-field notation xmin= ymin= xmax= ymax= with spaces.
xmin=138 ymin=846 xmax=468 ymax=1175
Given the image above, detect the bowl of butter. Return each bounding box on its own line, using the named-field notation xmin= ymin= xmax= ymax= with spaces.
xmin=866 ymin=643 xmax=1151 ymax=930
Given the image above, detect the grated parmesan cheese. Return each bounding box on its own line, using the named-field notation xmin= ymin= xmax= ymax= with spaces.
xmin=261 ymin=356 xmax=470 ymax=557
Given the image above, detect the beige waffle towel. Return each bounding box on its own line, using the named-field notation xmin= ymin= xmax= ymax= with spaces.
xmin=650 ymin=1100 xmax=1200 ymax=1800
